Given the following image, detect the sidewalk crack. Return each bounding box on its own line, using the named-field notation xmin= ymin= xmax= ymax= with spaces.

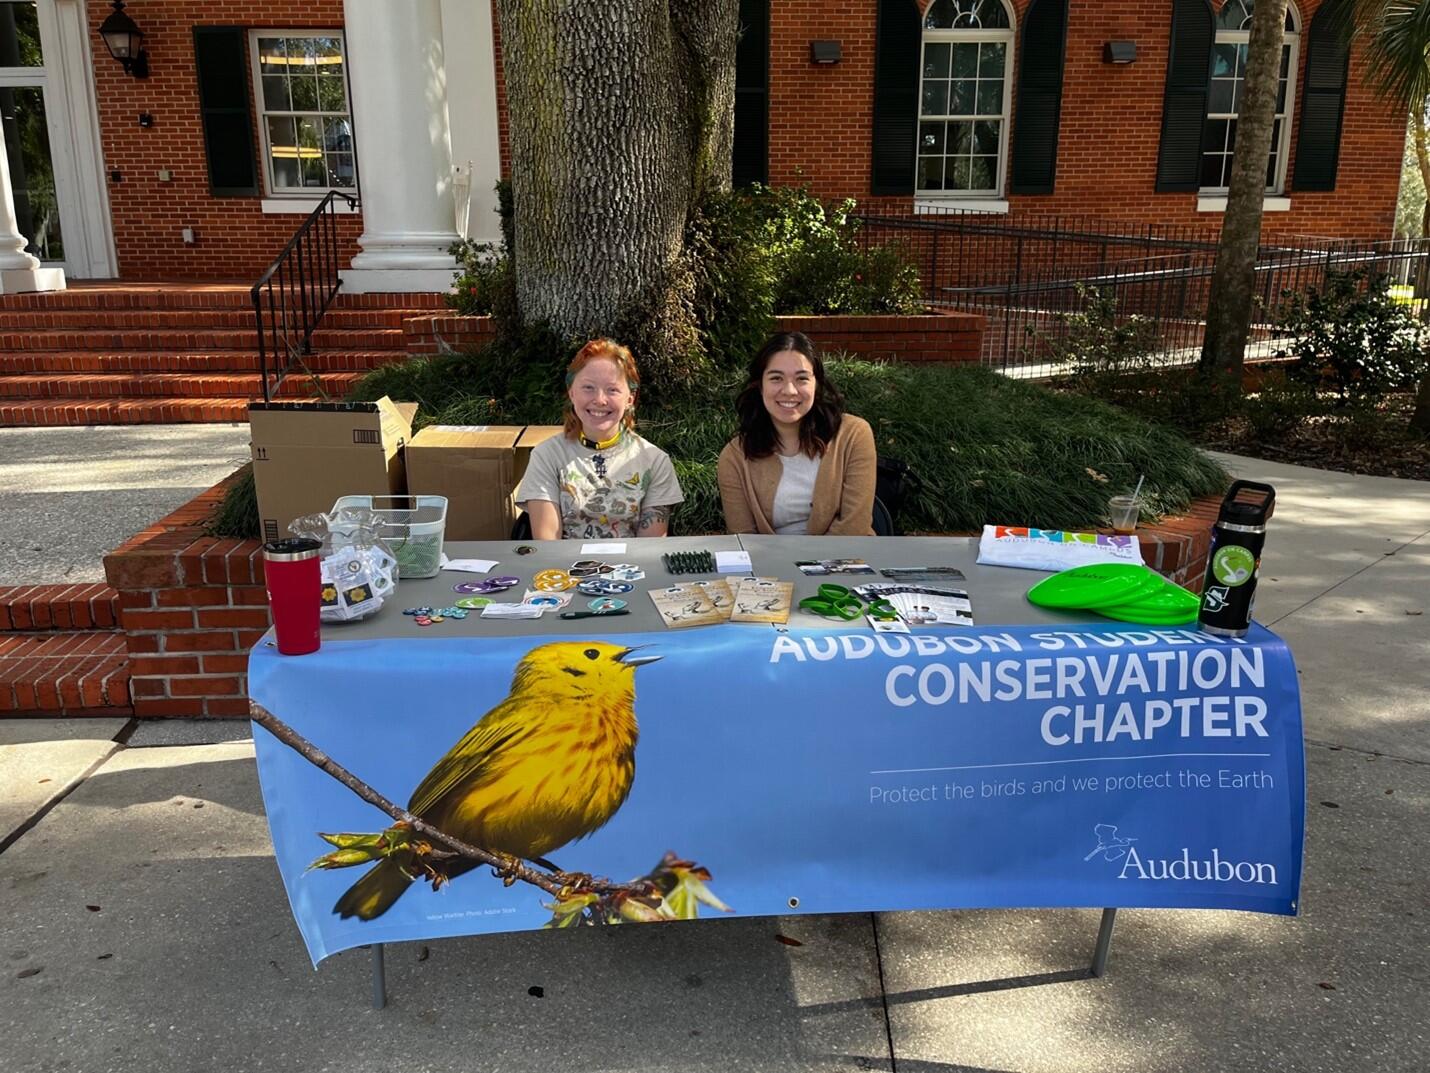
xmin=1267 ymin=527 xmax=1430 ymax=628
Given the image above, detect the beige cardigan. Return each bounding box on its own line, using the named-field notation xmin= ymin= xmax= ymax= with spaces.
xmin=717 ymin=414 xmax=877 ymax=536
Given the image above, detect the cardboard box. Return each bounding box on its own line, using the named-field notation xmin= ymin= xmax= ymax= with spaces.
xmin=405 ymin=424 xmax=566 ymax=539
xmin=250 ymin=398 xmax=417 ymax=543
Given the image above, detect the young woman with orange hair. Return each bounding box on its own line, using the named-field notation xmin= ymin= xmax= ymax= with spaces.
xmin=515 ymin=339 xmax=684 ymax=539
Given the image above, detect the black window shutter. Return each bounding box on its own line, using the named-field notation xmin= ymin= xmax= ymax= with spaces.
xmin=194 ymin=27 xmax=259 ymax=196
xmin=1155 ymin=0 xmax=1215 ymax=193
xmin=1293 ymin=1 xmax=1351 ymax=192
xmin=871 ymin=0 xmax=922 ymax=196
xmin=1010 ymin=0 xmax=1068 ymax=195
xmin=733 ymin=0 xmax=769 ymax=187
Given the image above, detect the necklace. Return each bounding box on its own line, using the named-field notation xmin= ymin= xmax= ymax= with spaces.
xmin=580 ymin=428 xmax=622 ymax=479
xmin=579 ymin=429 xmax=622 ymax=451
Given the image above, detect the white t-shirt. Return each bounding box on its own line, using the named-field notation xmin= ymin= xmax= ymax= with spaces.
xmin=514 ymin=430 xmax=684 ymax=539
xmin=771 ymin=451 xmax=822 ymax=535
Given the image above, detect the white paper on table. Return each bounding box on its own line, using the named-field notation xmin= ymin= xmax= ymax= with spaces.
xmin=480 ymin=603 xmax=545 ymax=619
xmin=581 ymin=542 xmax=627 ymax=554
xmin=714 ymin=550 xmax=753 ymax=574
xmin=440 ymin=555 xmax=498 ymax=574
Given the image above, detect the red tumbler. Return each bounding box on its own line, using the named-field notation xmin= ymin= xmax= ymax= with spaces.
xmin=263 ymin=538 xmax=322 ymax=656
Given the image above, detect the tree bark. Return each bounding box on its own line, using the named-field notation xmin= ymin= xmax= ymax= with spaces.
xmin=1412 ymin=112 xmax=1430 ymax=434
xmin=1199 ymin=0 xmax=1289 ymax=387
xmin=495 ymin=0 xmax=737 ymax=380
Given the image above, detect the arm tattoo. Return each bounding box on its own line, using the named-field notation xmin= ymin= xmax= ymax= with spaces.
xmin=637 ymin=505 xmax=671 ymax=531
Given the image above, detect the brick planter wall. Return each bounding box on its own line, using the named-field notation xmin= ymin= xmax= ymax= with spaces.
xmin=104 ymin=472 xmax=267 ymax=718
xmin=402 ymin=312 xmax=986 ymax=364
xmin=100 ymin=466 xmax=1219 ymax=717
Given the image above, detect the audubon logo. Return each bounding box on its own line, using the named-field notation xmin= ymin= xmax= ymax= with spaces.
xmin=1086 ymin=824 xmax=1277 ymax=885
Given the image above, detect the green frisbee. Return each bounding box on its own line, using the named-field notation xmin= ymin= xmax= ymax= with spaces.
xmin=1114 ymin=581 xmax=1201 ymax=616
xmin=1026 ymin=563 xmax=1165 ymax=611
xmin=1098 ymin=606 xmax=1201 ymax=629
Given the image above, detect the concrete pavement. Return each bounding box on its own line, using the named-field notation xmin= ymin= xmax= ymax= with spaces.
xmin=0 ymin=425 xmax=251 ymax=585
xmin=1 ymin=452 xmax=1426 ymax=1073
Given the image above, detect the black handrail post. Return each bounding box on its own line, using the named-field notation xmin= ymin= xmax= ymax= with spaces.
xmin=250 ymin=191 xmax=358 ymax=401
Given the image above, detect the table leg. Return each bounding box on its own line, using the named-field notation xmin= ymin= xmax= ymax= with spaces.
xmin=371 ymin=943 xmax=387 ymax=1009
xmin=1090 ymin=908 xmax=1117 ymax=977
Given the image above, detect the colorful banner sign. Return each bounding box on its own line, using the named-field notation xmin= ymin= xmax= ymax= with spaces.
xmin=248 ymin=622 xmax=1304 ymax=965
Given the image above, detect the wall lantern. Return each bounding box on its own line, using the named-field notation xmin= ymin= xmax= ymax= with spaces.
xmin=1103 ymin=41 xmax=1137 ymax=65
xmin=810 ymin=40 xmax=842 ymax=65
xmin=100 ymin=1 xmax=149 ymax=78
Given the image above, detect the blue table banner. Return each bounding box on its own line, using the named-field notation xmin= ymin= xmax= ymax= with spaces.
xmin=248 ymin=622 xmax=1305 ymax=965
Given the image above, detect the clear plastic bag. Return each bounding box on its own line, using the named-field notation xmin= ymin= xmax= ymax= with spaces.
xmin=289 ymin=511 xmax=398 ymax=622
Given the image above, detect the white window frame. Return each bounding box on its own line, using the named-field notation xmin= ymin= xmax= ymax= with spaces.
xmin=1200 ymin=1 xmax=1300 ymax=196
xmin=914 ymin=0 xmax=1016 ymax=200
xmin=247 ymin=29 xmax=356 ymax=198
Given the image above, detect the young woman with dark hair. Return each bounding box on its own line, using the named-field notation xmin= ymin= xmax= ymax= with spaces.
xmin=717 ymin=332 xmax=876 ymax=535
xmin=515 ymin=339 xmax=683 ymax=539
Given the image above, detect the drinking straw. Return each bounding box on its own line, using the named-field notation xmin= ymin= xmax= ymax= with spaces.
xmin=1131 ymin=474 xmax=1145 ymax=505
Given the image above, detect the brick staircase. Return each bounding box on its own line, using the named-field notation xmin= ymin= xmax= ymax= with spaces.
xmin=0 ymin=584 xmax=130 ymax=716
xmin=0 ymin=283 xmax=444 ymax=427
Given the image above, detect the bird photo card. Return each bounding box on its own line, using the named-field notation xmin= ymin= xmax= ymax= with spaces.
xmin=729 ymin=577 xmax=794 ymax=624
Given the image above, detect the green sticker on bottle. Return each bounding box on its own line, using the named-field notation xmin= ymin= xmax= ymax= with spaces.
xmin=1211 ymin=545 xmax=1256 ymax=587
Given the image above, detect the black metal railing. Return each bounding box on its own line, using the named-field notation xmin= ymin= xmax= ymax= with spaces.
xmin=853 ymin=206 xmax=1430 ymax=375
xmin=251 ymin=190 xmax=359 ymax=402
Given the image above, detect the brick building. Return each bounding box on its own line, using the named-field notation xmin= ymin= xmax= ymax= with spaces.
xmin=0 ymin=0 xmax=1406 ymax=296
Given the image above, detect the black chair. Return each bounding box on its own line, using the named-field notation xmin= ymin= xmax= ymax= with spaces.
xmin=511 ymin=511 xmax=533 ymax=540
xmin=871 ymin=496 xmax=895 ymax=536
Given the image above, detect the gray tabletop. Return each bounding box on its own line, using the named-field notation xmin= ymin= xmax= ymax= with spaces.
xmin=320 ymin=535 xmax=1083 ymax=642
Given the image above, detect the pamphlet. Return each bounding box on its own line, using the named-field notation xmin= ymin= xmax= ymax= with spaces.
xmin=730 ymin=577 xmax=794 ymax=624
xmin=795 ymin=558 xmax=876 ymax=576
xmin=854 ymin=583 xmax=974 ymax=626
xmin=648 ymin=584 xmax=726 ymax=629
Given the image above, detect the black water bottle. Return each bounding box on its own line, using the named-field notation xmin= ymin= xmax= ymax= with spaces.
xmin=1199 ymin=481 xmax=1275 ymax=637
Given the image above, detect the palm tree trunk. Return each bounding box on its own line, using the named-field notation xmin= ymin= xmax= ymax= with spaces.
xmin=1413 ymin=112 xmax=1430 ymax=433
xmin=1199 ymin=0 xmax=1290 ymax=387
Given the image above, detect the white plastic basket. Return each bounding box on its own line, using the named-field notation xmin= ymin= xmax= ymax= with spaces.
xmin=330 ymin=495 xmax=448 ymax=580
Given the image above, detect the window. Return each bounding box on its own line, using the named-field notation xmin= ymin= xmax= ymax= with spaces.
xmin=1201 ymin=1 xmax=1299 ymax=194
xmin=250 ymin=32 xmax=355 ymax=195
xmin=916 ymin=0 xmax=1014 ymax=197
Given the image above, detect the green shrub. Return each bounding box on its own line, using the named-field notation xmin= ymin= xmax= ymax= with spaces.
xmin=1241 ymin=368 xmax=1323 ymax=441
xmin=1279 ymin=269 xmax=1430 ymax=404
xmin=214 ymin=354 xmax=1227 ymax=539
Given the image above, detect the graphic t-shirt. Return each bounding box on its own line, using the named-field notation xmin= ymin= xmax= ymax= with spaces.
xmin=515 ymin=431 xmax=684 ymax=539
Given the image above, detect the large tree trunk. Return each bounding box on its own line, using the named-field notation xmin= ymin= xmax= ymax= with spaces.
xmin=1199 ymin=0 xmax=1289 ymax=389
xmin=495 ymin=0 xmax=738 ymax=384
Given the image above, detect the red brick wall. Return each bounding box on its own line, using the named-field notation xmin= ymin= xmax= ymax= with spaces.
xmin=90 ymin=1 xmax=362 ymax=279
xmin=757 ymin=0 xmax=1405 ymax=239
xmin=402 ymin=311 xmax=987 ymax=363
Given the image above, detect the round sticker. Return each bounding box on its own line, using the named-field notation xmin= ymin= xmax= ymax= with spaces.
xmin=1211 ymin=545 xmax=1256 ymax=587
xmin=454 ymin=596 xmax=492 ymax=609
xmin=588 ymin=597 xmax=627 ymax=613
xmin=527 ymin=595 xmax=562 ymax=607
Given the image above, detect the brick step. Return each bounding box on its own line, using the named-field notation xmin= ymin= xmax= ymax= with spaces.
xmin=0 ymin=371 xmax=364 ymax=400
xmin=0 ymin=631 xmax=131 ymax=714
xmin=0 ymin=307 xmax=438 ymax=331
xmin=0 ymin=286 xmax=447 ymax=313
xmin=0 ymin=584 xmax=120 ymax=632
xmin=0 ymin=350 xmax=406 ymax=375
xmin=0 ymin=396 xmax=308 ymax=425
xmin=0 ymin=284 xmax=255 ymax=311
xmin=0 ymin=327 xmax=404 ymax=352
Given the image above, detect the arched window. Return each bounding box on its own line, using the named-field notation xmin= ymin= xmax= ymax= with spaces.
xmin=916 ymin=0 xmax=1014 ymax=196
xmin=1201 ymin=0 xmax=1300 ymax=193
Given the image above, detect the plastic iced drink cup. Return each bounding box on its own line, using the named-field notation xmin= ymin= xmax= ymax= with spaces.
xmin=1108 ymin=495 xmax=1139 ymax=534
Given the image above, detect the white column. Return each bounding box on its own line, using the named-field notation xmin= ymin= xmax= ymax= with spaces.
xmin=0 ymin=118 xmax=65 ymax=293
xmin=441 ymin=0 xmax=504 ymax=247
xmin=340 ymin=0 xmax=458 ymax=293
